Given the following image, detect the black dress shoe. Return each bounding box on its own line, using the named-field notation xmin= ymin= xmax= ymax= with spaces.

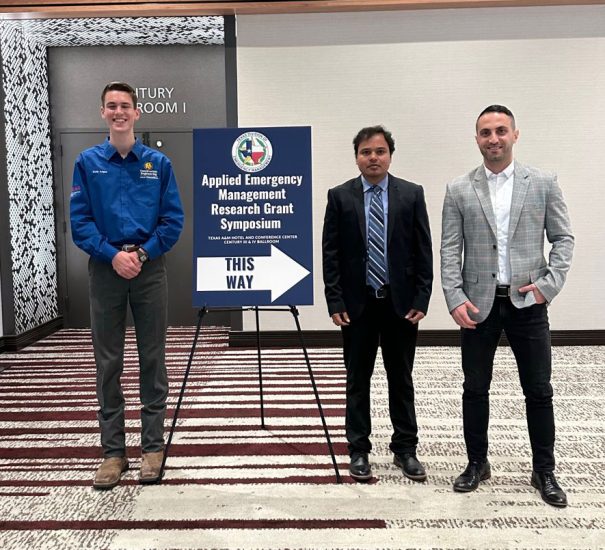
xmin=349 ymin=452 xmax=372 ymax=481
xmin=393 ymin=453 xmax=427 ymax=482
xmin=531 ymin=471 xmax=568 ymax=508
xmin=453 ymin=460 xmax=491 ymax=492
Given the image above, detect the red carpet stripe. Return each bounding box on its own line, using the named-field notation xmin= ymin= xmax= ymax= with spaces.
xmin=0 ymin=442 xmax=349 ymax=460
xmin=0 ymin=518 xmax=385 ymax=530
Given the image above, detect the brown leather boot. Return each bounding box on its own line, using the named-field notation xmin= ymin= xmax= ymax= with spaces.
xmin=93 ymin=457 xmax=129 ymax=490
xmin=140 ymin=450 xmax=164 ymax=485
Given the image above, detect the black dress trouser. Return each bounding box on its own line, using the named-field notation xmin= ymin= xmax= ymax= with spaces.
xmin=341 ymin=291 xmax=419 ymax=456
xmin=460 ymin=296 xmax=555 ymax=472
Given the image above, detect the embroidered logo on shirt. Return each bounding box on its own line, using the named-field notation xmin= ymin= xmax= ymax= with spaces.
xmin=70 ymin=184 xmax=81 ymax=198
xmin=140 ymin=161 xmax=159 ymax=180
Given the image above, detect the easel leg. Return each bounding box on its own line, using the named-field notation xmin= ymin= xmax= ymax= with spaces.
xmin=159 ymin=306 xmax=207 ymax=483
xmin=290 ymin=306 xmax=342 ymax=484
xmin=255 ymin=306 xmax=265 ymax=429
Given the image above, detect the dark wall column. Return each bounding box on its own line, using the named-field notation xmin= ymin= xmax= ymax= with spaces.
xmin=0 ymin=55 xmax=16 ymax=337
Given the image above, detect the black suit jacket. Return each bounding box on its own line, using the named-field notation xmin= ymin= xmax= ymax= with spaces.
xmin=322 ymin=174 xmax=433 ymax=321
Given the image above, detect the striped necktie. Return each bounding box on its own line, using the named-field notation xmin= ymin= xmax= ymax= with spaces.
xmin=367 ymin=185 xmax=386 ymax=290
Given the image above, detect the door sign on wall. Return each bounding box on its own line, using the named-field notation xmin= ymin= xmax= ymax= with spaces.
xmin=193 ymin=127 xmax=313 ymax=307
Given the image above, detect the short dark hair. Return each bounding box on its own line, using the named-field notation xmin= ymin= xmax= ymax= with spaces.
xmin=476 ymin=104 xmax=515 ymax=130
xmin=101 ymin=81 xmax=138 ymax=107
xmin=353 ymin=125 xmax=395 ymax=155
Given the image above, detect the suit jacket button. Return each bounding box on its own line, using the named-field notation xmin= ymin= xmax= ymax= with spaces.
xmin=492 ymin=273 xmax=496 ymax=278
xmin=493 ymin=245 xmax=497 ymax=250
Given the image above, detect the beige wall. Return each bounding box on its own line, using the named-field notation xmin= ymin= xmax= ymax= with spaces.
xmin=237 ymin=5 xmax=605 ymax=331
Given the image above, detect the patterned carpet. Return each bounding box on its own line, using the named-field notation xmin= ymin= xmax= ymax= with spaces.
xmin=0 ymin=327 xmax=604 ymax=549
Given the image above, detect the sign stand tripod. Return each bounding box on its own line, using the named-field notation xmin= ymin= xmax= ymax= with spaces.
xmin=159 ymin=305 xmax=342 ymax=484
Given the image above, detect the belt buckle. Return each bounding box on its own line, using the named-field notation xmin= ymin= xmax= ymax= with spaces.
xmin=496 ymin=285 xmax=510 ymax=298
xmin=122 ymin=244 xmax=139 ymax=253
xmin=375 ymin=286 xmax=387 ymax=299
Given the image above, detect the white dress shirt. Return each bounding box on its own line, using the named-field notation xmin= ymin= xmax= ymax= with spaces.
xmin=485 ymin=161 xmax=514 ymax=285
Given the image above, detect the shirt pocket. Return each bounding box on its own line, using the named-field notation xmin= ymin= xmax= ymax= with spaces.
xmin=132 ymin=178 xmax=161 ymax=210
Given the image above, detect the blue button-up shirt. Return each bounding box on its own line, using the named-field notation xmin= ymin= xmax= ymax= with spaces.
xmin=70 ymin=138 xmax=184 ymax=263
xmin=362 ymin=174 xmax=389 ymax=284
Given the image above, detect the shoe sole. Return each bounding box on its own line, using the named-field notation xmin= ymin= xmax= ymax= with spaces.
xmin=139 ymin=477 xmax=161 ymax=485
xmin=140 ymin=469 xmax=165 ymax=485
xmin=530 ymin=479 xmax=568 ymax=508
xmin=349 ymin=470 xmax=372 ymax=482
xmin=93 ymin=462 xmax=129 ymax=490
xmin=403 ymin=471 xmax=427 ymax=482
xmin=453 ymin=471 xmax=491 ymax=493
xmin=139 ymin=474 xmax=163 ymax=485
xmin=393 ymin=457 xmax=427 ymax=482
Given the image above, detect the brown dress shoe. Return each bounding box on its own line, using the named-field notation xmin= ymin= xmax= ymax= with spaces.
xmin=140 ymin=450 xmax=164 ymax=484
xmin=93 ymin=457 xmax=129 ymax=490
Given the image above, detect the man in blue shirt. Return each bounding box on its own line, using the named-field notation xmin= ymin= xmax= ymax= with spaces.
xmin=71 ymin=82 xmax=184 ymax=490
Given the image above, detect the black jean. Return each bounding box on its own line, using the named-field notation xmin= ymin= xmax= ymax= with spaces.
xmin=461 ymin=297 xmax=555 ymax=471
xmin=341 ymin=293 xmax=419 ymax=456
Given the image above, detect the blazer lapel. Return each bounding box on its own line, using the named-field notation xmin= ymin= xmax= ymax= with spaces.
xmin=352 ymin=177 xmax=366 ymax=241
xmin=508 ymin=162 xmax=530 ymax=239
xmin=386 ymin=174 xmax=398 ymax=246
xmin=472 ymin=167 xmax=497 ymax=238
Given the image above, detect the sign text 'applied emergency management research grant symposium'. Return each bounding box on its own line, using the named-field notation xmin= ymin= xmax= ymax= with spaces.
xmin=193 ymin=127 xmax=313 ymax=307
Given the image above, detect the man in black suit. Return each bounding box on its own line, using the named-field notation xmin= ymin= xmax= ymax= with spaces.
xmin=322 ymin=126 xmax=433 ymax=482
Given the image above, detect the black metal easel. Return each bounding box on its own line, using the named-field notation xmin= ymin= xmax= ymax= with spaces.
xmin=159 ymin=305 xmax=342 ymax=483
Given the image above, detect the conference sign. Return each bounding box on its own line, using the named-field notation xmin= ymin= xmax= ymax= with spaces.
xmin=193 ymin=127 xmax=313 ymax=307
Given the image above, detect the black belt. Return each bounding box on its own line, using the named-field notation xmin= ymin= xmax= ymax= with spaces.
xmin=495 ymin=285 xmax=511 ymax=298
xmin=367 ymin=285 xmax=389 ymax=299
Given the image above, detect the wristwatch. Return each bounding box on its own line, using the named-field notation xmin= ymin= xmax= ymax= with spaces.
xmin=136 ymin=247 xmax=148 ymax=263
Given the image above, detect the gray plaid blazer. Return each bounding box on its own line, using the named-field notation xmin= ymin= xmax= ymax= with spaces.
xmin=440 ymin=161 xmax=574 ymax=323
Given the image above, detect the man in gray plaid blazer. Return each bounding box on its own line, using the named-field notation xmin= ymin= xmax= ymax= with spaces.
xmin=440 ymin=105 xmax=574 ymax=507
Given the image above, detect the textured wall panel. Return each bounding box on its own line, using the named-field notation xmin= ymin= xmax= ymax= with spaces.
xmin=21 ymin=17 xmax=224 ymax=47
xmin=1 ymin=25 xmax=56 ymax=334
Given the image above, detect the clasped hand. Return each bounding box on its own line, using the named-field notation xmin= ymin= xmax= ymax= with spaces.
xmin=111 ymin=250 xmax=142 ymax=280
